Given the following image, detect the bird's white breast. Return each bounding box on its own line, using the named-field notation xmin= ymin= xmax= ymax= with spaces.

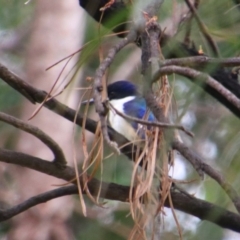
xmin=108 ymin=97 xmax=138 ymax=142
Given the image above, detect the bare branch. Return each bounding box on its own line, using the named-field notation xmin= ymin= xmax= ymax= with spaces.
xmin=0 ymin=148 xmax=75 ymax=181
xmin=0 ymin=112 xmax=66 ymax=167
xmin=109 ymin=102 xmax=194 ymax=137
xmin=139 ymin=4 xmax=167 ymax=124
xmin=172 ymin=141 xmax=240 ymax=213
xmin=162 ymin=56 xmax=240 ymax=69
xmin=0 ymin=186 xmax=78 ymax=221
xmin=168 ymin=189 xmax=240 ymax=233
xmin=153 ymin=65 xmax=240 ymax=118
xmin=138 ymin=2 xmax=174 ymax=238
xmin=93 ymin=30 xmax=137 ymax=153
xmin=1 ymin=181 xmax=240 ymax=233
xmin=0 ymin=63 xmax=36 ymax=103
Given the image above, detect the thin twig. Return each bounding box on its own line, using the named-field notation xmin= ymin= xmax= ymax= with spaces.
xmin=109 ymin=102 xmax=194 ymax=137
xmin=184 ymin=0 xmax=220 ymax=57
xmin=0 ymin=112 xmax=66 ymax=167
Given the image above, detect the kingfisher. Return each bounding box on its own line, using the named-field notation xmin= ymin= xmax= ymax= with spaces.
xmin=84 ymin=80 xmax=155 ymax=142
xmin=107 ymin=80 xmax=155 ymax=142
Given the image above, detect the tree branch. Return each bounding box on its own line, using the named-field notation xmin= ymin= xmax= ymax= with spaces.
xmin=139 ymin=1 xmax=168 ymax=125
xmin=109 ymin=102 xmax=194 ymax=137
xmin=162 ymin=56 xmax=240 ymax=69
xmin=0 ymin=186 xmax=78 ymax=221
xmin=0 ymin=112 xmax=66 ymax=167
xmin=93 ymin=30 xmax=137 ymax=153
xmin=153 ymin=65 xmax=240 ymax=119
xmin=172 ymin=141 xmax=240 ymax=213
xmin=1 ymin=180 xmax=240 ymax=233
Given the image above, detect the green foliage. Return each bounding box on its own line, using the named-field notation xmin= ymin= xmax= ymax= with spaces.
xmin=0 ymin=0 xmax=33 ymax=29
xmin=0 ymin=82 xmax=21 ymax=112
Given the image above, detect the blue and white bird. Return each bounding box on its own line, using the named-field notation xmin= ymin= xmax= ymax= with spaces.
xmin=106 ymin=80 xmax=155 ymax=142
xmin=83 ymin=80 xmax=155 ymax=141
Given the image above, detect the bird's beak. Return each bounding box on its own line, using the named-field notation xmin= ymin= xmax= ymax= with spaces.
xmin=81 ymin=98 xmax=94 ymax=105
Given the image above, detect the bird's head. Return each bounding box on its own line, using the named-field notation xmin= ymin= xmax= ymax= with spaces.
xmin=107 ymin=80 xmax=139 ymax=100
xmin=82 ymin=80 xmax=139 ymax=104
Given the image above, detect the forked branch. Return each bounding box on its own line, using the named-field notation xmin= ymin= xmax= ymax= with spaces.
xmin=0 ymin=112 xmax=66 ymax=167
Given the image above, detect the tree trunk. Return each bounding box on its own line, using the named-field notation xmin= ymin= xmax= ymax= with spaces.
xmin=9 ymin=1 xmax=84 ymax=239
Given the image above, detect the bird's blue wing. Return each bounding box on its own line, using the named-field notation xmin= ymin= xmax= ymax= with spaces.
xmin=123 ymin=97 xmax=155 ymax=132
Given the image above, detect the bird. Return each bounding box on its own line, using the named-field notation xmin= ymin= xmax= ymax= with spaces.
xmin=106 ymin=80 xmax=155 ymax=142
xmin=82 ymin=80 xmax=154 ymax=142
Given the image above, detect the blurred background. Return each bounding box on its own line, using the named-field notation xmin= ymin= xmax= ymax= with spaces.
xmin=0 ymin=0 xmax=240 ymax=239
